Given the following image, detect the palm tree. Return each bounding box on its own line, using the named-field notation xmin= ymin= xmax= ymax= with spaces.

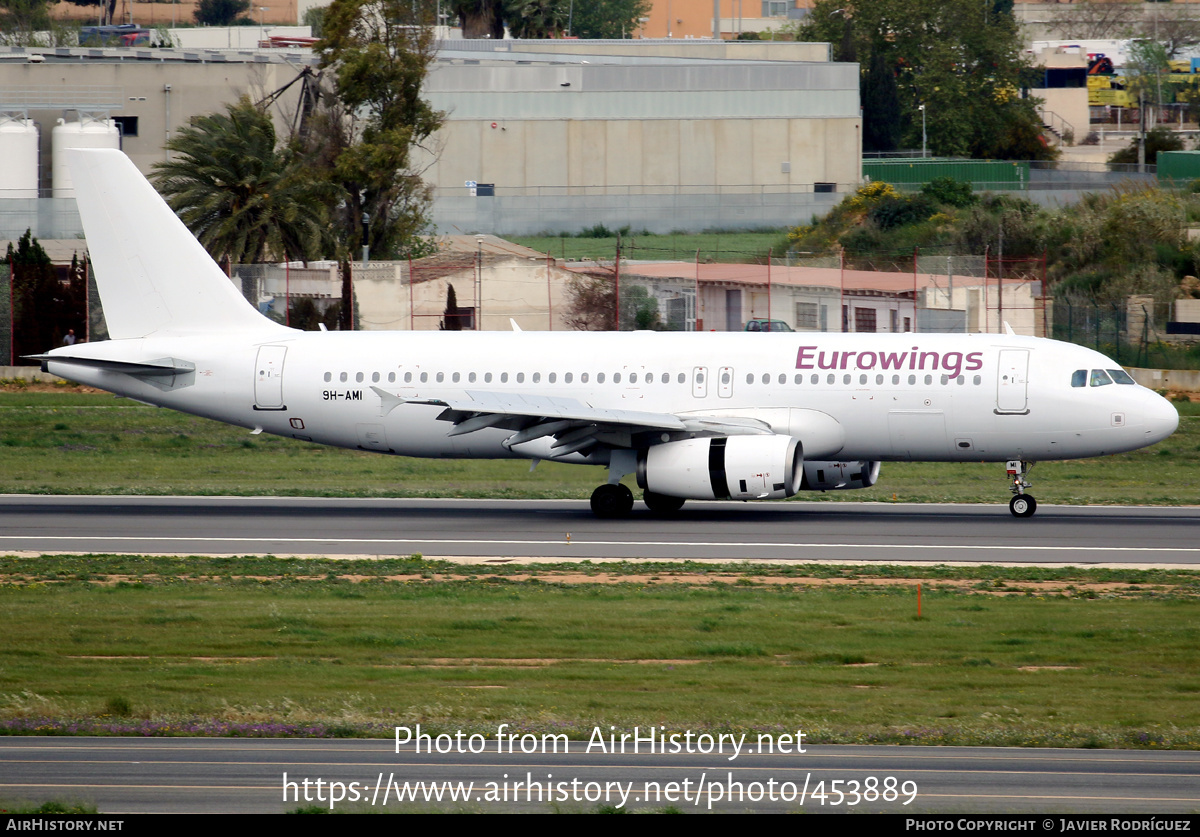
xmin=152 ymin=98 xmax=332 ymax=266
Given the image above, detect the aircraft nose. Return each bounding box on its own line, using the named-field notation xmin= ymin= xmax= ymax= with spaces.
xmin=1143 ymin=391 xmax=1179 ymax=445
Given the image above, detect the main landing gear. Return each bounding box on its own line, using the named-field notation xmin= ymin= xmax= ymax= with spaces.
xmin=590 ymin=483 xmax=634 ymax=518
xmin=1006 ymin=460 xmax=1037 ymax=518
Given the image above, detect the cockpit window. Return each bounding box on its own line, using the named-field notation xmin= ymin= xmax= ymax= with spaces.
xmin=1090 ymin=369 xmax=1113 ymax=387
xmin=1071 ymin=369 xmax=1087 ymax=388
xmin=1108 ymin=369 xmax=1136 ymax=385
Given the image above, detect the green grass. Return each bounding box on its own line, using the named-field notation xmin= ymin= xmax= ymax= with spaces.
xmin=1 ymin=556 xmax=1198 ymax=747
xmin=0 ymin=392 xmax=1194 ymax=504
xmin=508 ymin=231 xmax=788 ymax=264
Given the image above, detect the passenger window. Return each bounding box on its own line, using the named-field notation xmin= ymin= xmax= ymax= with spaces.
xmin=532 ymin=372 xmax=540 ymax=383
xmin=436 ymin=372 xmax=444 ymax=383
xmin=794 ymin=374 xmax=803 ymax=384
xmin=924 ymin=375 xmax=932 ymax=385
xmin=778 ymin=373 xmax=786 ymax=385
xmin=404 ymin=372 xmax=412 ymax=383
xmin=452 ymin=372 xmax=460 ymax=383
xmin=892 ymin=375 xmax=899 ymax=385
xmin=355 ymin=372 xmax=364 ymax=383
xmin=843 ymin=374 xmax=851 ymax=385
xmin=812 ymin=374 xmax=819 ymax=384
xmin=827 ymin=374 xmax=835 ymax=385
xmin=582 ymin=372 xmax=589 ymax=383
xmin=677 ymin=373 xmax=685 ymax=384
xmin=598 ymin=373 xmax=605 ymax=383
xmin=549 ymin=372 xmax=556 ymax=383
xmin=629 ymin=373 xmax=637 ymax=383
xmin=388 ymin=372 xmax=395 ymax=383
xmin=1108 ymin=369 xmax=1136 ymax=385
xmin=663 ymin=373 xmax=670 ymax=384
xmin=1090 ymin=369 xmax=1113 ymax=387
xmin=517 ymin=372 xmax=525 ymax=383
xmin=859 ymin=374 xmax=867 ymax=385
xmin=372 ymin=372 xmax=380 ymax=383
xmin=875 ymin=374 xmax=883 ymax=385
xmin=762 ymin=373 xmax=770 ymax=385
xmin=501 ymin=372 xmax=508 ymax=383
xmin=908 ymin=375 xmax=916 ymax=385
xmin=420 ymin=372 xmax=428 ymax=383
xmin=1071 ymin=370 xmax=1087 ymax=388
xmin=340 ymin=372 xmax=348 ymax=382
xmin=613 ymin=373 xmax=621 ymax=383
xmin=323 ymin=372 xmax=331 ymax=382
xmin=973 ymin=375 xmax=981 ymax=385
xmin=468 ymin=372 xmax=476 ymax=383
xmin=940 ymin=374 xmax=948 ymax=385
xmin=957 ymin=375 xmax=965 ymax=385
xmin=484 ymin=372 xmax=493 ymax=383
xmin=565 ymin=372 xmax=572 ymax=383
xmin=745 ymin=373 xmax=753 ymax=385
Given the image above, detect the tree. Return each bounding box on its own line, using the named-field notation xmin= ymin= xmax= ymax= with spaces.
xmin=569 ymin=0 xmax=651 ymax=39
xmin=315 ymin=0 xmax=443 ymax=260
xmin=1047 ymin=0 xmax=1140 ymax=40
xmin=504 ymin=0 xmax=566 ymax=38
xmin=194 ymin=0 xmax=251 ymax=26
xmin=799 ymin=0 xmax=1054 ymax=161
xmin=1108 ymin=126 xmax=1183 ymax=169
xmin=564 ymin=272 xmax=616 ymax=331
xmin=440 ymin=283 xmax=463 ymax=330
xmin=8 ymin=229 xmax=85 ymax=357
xmin=152 ymin=98 xmax=331 ymax=266
xmin=448 ymin=0 xmax=503 ymax=38
xmin=0 ymin=0 xmax=71 ymax=45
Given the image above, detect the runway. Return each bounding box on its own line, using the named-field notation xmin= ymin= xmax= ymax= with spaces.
xmin=2 ymin=495 xmax=1199 ymax=564
xmin=2 ymin=737 xmax=1199 ymax=814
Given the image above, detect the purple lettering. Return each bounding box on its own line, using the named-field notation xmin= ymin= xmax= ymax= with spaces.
xmin=840 ymin=351 xmax=857 ymax=370
xmin=919 ymin=351 xmax=939 ymax=370
xmin=796 ymin=346 xmax=817 ymax=369
xmin=942 ymin=351 xmax=963 ymax=379
xmin=881 ymin=351 xmax=907 ymax=370
xmin=857 ymin=351 xmax=877 ymax=370
xmin=966 ymin=351 xmax=983 ymax=371
xmin=817 ymin=351 xmax=839 ymax=370
xmin=909 ymin=348 xmax=920 ymax=369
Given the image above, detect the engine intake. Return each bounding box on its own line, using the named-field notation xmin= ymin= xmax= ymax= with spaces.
xmin=637 ymin=436 xmax=803 ymax=500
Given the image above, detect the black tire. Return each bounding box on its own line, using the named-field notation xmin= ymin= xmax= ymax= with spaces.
xmin=643 ymin=490 xmax=686 ymax=515
xmin=1009 ymin=494 xmax=1037 ymax=518
xmin=591 ymin=483 xmax=634 ymax=518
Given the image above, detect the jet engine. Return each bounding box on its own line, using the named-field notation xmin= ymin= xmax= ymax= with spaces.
xmin=637 ymin=435 xmax=803 ymax=500
xmin=800 ymin=460 xmax=881 ymax=491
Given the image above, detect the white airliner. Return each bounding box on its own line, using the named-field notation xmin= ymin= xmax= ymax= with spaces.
xmin=35 ymin=150 xmax=1179 ymax=518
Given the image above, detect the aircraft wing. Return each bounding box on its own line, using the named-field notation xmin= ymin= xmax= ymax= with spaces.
xmin=372 ymin=387 xmax=772 ymax=456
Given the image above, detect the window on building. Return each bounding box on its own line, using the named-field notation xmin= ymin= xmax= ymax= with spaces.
xmin=112 ymin=115 xmax=138 ymax=137
xmin=795 ymin=302 xmax=819 ymax=330
xmin=855 ymin=308 xmax=877 ymax=333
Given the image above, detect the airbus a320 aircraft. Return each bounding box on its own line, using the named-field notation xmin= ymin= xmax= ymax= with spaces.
xmin=36 ymin=150 xmax=1179 ymax=518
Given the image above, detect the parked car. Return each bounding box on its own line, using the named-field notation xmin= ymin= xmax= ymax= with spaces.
xmin=744 ymin=319 xmax=793 ymax=332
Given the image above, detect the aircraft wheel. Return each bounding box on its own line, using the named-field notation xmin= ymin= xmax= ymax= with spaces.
xmin=643 ymin=490 xmax=686 ymax=515
xmin=1009 ymin=494 xmax=1037 ymax=518
xmin=591 ymin=483 xmax=634 ymax=518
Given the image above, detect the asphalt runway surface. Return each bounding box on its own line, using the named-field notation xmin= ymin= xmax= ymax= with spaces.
xmin=1 ymin=495 xmax=1199 ymax=564
xmin=2 ymin=737 xmax=1199 ymax=814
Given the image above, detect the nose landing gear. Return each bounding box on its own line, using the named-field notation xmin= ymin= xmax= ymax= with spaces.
xmin=1006 ymin=460 xmax=1037 ymax=518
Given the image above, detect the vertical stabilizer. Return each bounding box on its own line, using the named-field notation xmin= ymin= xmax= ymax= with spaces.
xmin=68 ymin=148 xmax=284 ymax=339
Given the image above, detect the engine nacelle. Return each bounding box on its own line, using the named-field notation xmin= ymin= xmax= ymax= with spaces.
xmin=800 ymin=460 xmax=881 ymax=491
xmin=637 ymin=435 xmax=803 ymax=500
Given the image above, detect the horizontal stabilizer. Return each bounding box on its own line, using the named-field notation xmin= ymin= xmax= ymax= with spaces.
xmin=28 ymin=353 xmax=196 ymax=377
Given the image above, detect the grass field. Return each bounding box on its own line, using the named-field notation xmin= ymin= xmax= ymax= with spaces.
xmin=1 ymin=555 xmax=1198 ymax=747
xmin=0 ymin=390 xmax=1195 ymax=505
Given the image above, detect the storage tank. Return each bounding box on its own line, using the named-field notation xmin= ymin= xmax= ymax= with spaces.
xmin=0 ymin=116 xmax=39 ymax=199
xmin=52 ymin=116 xmax=120 ymax=198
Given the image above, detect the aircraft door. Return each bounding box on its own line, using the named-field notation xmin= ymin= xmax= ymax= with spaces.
xmin=692 ymin=366 xmax=708 ymax=398
xmin=718 ymin=366 xmax=734 ymax=398
xmin=996 ymin=349 xmax=1029 ymax=414
xmin=254 ymin=345 xmax=287 ymax=410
